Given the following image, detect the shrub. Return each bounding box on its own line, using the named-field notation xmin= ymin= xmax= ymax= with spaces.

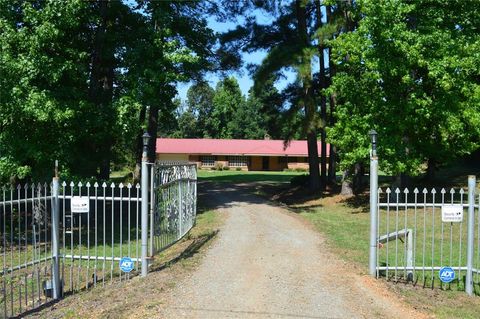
xmin=294 ymin=167 xmax=308 ymax=172
xmin=235 ymin=167 xmax=242 ymax=171
xmin=214 ymin=162 xmax=224 ymax=170
xmin=210 ymin=166 xmax=217 ymax=170
xmin=223 ymin=166 xmax=230 ymax=170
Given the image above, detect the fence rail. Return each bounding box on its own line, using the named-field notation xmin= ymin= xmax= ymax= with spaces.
xmin=0 ymin=162 xmax=197 ymax=318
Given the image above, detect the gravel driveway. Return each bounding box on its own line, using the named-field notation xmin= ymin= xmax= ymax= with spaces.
xmin=158 ymin=183 xmax=426 ymax=319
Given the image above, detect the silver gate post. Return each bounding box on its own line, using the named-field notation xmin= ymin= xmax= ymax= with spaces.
xmin=369 ymin=130 xmax=379 ymax=277
xmin=141 ymin=132 xmax=151 ymax=277
xmin=178 ymin=179 xmax=183 ymax=238
xmin=51 ymin=161 xmax=62 ymax=298
xmin=465 ymin=175 xmax=476 ymax=295
xmin=149 ymin=164 xmax=154 ymax=257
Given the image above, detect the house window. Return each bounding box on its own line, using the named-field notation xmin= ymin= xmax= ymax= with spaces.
xmin=228 ymin=156 xmax=248 ymax=167
xmin=278 ymin=157 xmax=288 ymax=164
xmin=200 ymin=155 xmax=215 ymax=167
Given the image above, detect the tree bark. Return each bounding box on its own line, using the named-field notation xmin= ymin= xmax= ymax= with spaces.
xmin=296 ymin=0 xmax=321 ymax=192
xmin=134 ymin=106 xmax=147 ymax=182
xmin=88 ymin=0 xmax=115 ymax=180
xmin=400 ymin=173 xmax=410 ymax=189
xmin=341 ymin=169 xmax=354 ymax=195
xmin=326 ymin=5 xmax=337 ymax=185
xmin=315 ymin=0 xmax=327 ymax=191
xmin=147 ymin=105 xmax=159 ymax=163
xmin=426 ymin=158 xmax=436 ymax=181
xmin=353 ymin=162 xmax=365 ymax=194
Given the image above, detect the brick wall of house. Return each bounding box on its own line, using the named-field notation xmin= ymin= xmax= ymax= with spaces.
xmin=165 ymin=153 xmax=328 ymax=172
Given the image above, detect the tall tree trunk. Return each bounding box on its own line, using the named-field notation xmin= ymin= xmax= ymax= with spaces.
xmin=393 ymin=173 xmax=410 ymax=199
xmin=326 ymin=5 xmax=337 ymax=185
xmin=353 ymin=162 xmax=365 ymax=193
xmin=296 ymin=0 xmax=320 ymax=192
xmin=147 ymin=105 xmax=159 ymax=163
xmin=426 ymin=158 xmax=436 ymax=181
xmin=315 ymin=0 xmax=327 ymax=190
xmin=134 ymin=106 xmax=147 ymax=182
xmin=341 ymin=168 xmax=354 ymax=195
xmin=88 ymin=0 xmax=115 ymax=180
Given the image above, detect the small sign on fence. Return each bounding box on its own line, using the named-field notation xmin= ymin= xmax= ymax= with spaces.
xmin=71 ymin=196 xmax=89 ymax=213
xmin=439 ymin=266 xmax=456 ymax=283
xmin=119 ymin=257 xmax=134 ymax=273
xmin=441 ymin=204 xmax=463 ymax=223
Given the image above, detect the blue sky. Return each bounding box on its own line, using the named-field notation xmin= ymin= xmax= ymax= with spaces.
xmin=176 ymin=17 xmax=264 ymax=100
xmin=175 ymin=6 xmax=328 ymax=102
xmin=176 ymin=12 xmax=297 ymax=101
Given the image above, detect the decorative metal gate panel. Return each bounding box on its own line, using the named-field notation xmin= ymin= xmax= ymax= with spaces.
xmin=0 ymin=184 xmax=54 ymax=318
xmin=150 ymin=164 xmax=197 ymax=255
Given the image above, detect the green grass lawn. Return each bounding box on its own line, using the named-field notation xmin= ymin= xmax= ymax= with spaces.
xmin=197 ymin=169 xmax=306 ymax=183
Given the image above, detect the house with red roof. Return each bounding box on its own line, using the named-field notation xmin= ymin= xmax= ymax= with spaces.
xmin=156 ymin=138 xmax=328 ymax=171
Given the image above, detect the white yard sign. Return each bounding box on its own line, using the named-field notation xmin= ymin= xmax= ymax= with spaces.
xmin=71 ymin=196 xmax=90 ymax=213
xmin=441 ymin=204 xmax=463 ymax=223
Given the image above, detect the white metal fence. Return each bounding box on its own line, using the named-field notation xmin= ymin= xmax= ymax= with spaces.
xmin=0 ymin=162 xmax=197 ymax=318
xmin=369 ymin=155 xmax=479 ymax=296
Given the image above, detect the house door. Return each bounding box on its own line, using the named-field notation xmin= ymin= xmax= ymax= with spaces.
xmin=262 ymin=157 xmax=269 ymax=170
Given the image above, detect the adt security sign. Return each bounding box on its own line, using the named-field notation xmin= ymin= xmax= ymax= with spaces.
xmin=439 ymin=267 xmax=455 ymax=283
xmin=119 ymin=257 xmax=134 ymax=273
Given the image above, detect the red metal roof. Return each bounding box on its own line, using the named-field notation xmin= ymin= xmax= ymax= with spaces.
xmin=156 ymin=138 xmax=329 ymax=156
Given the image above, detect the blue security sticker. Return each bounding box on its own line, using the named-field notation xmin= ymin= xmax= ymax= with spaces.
xmin=119 ymin=257 xmax=134 ymax=273
xmin=439 ymin=266 xmax=455 ymax=283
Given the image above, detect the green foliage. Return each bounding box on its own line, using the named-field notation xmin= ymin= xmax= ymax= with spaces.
xmin=174 ymin=77 xmax=267 ymax=140
xmin=329 ymin=0 xmax=480 ymax=176
xmin=174 ymin=82 xmax=215 ymax=138
xmin=0 ymin=0 xmax=93 ymax=182
xmin=228 ymin=92 xmax=266 ymax=139
xmin=212 ymin=77 xmax=245 ymax=138
xmin=0 ymin=0 xmax=216 ymax=183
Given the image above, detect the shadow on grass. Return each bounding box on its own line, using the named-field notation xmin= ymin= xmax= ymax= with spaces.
xmin=199 ymin=173 xmax=294 ymax=183
xmin=342 ymin=193 xmax=369 ymax=213
xmin=12 ymin=299 xmax=61 ymax=319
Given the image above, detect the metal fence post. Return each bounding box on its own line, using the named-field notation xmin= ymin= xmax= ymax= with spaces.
xmin=149 ymin=165 xmax=154 ymax=257
xmin=465 ymin=175 xmax=476 ymax=295
xmin=369 ymin=155 xmax=379 ymax=277
xmin=51 ymin=163 xmax=62 ymax=298
xmin=178 ymin=179 xmax=183 ymax=238
xmin=369 ymin=130 xmax=379 ymax=277
xmin=141 ymin=133 xmax=150 ymax=277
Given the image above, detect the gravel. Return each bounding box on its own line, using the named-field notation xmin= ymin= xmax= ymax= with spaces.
xmin=157 ymin=184 xmax=427 ymax=319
